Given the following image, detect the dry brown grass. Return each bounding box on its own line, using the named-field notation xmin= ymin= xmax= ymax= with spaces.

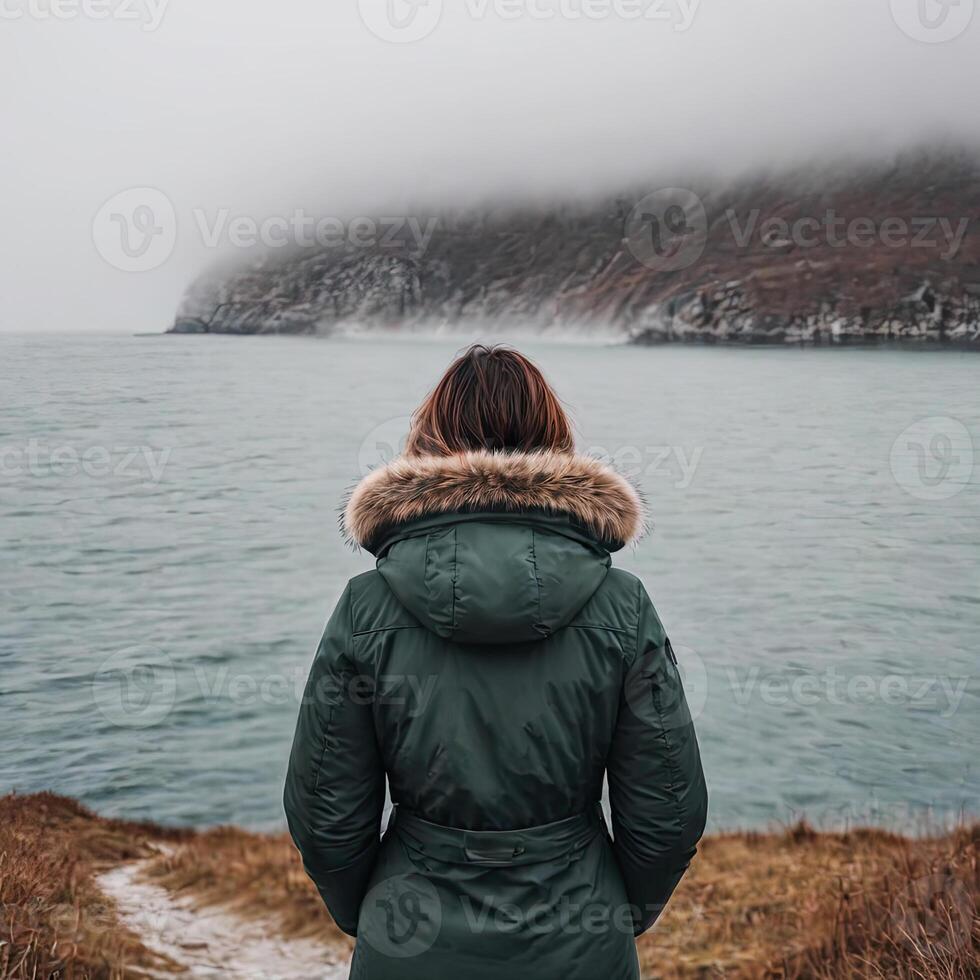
xmin=639 ymin=822 xmax=978 ymax=979
xmin=2 ymin=793 xmax=976 ymax=979
xmin=141 ymin=825 xmax=352 ymax=952
xmin=0 ymin=792 xmax=189 ymax=979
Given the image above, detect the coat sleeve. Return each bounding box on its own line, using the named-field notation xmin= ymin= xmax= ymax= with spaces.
xmin=606 ymin=581 xmax=708 ymax=936
xmin=283 ymin=582 xmax=385 ymax=936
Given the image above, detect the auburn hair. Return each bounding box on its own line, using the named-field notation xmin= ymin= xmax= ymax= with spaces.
xmin=405 ymin=345 xmax=575 ymax=457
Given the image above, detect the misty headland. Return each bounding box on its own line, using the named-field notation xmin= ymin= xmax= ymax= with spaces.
xmin=171 ymin=153 xmax=980 ymax=347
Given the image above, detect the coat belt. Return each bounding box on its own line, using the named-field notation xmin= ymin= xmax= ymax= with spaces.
xmin=389 ymin=804 xmax=604 ymax=867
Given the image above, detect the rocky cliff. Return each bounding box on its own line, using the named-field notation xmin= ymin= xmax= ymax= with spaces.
xmin=172 ymin=154 xmax=980 ymax=346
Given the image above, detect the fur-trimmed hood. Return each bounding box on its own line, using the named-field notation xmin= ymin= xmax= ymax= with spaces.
xmin=343 ymin=450 xmax=647 ymax=553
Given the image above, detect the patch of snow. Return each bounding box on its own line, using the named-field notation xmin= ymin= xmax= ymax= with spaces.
xmin=98 ymin=861 xmax=350 ymax=980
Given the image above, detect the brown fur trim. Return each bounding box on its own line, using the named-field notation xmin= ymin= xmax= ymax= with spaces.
xmin=343 ymin=450 xmax=647 ymax=550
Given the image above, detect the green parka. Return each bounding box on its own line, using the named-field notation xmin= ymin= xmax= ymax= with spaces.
xmin=284 ymin=450 xmax=707 ymax=979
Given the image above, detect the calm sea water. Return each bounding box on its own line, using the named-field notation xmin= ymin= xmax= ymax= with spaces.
xmin=1 ymin=334 xmax=977 ymax=832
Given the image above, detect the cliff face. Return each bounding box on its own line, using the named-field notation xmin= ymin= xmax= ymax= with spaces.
xmin=172 ymin=155 xmax=980 ymax=345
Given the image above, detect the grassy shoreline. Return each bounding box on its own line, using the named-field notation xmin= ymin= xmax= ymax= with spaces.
xmin=1 ymin=792 xmax=976 ymax=979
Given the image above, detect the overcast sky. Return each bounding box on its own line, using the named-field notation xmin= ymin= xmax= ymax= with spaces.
xmin=1 ymin=0 xmax=977 ymax=333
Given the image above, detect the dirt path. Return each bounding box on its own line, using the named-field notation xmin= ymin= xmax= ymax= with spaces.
xmin=98 ymin=860 xmax=351 ymax=980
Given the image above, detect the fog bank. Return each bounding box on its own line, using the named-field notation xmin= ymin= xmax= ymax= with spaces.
xmin=2 ymin=0 xmax=978 ymax=332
